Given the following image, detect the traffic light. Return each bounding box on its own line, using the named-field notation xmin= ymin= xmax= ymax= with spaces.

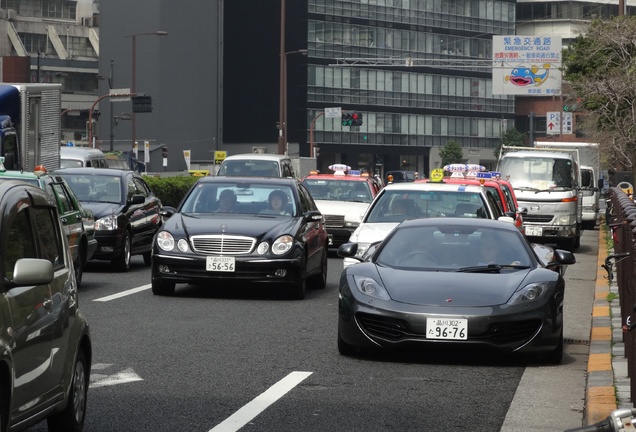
xmin=313 ymin=146 xmax=320 ymax=158
xmin=132 ymin=95 xmax=153 ymax=113
xmin=563 ymin=104 xmax=577 ymax=112
xmin=341 ymin=111 xmax=363 ymax=126
xmin=162 ymin=146 xmax=168 ymax=158
xmin=91 ymin=109 xmax=101 ymax=119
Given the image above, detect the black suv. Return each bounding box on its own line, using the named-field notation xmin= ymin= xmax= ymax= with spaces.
xmin=0 ymin=179 xmax=92 ymax=431
xmin=55 ymin=168 xmax=163 ymax=271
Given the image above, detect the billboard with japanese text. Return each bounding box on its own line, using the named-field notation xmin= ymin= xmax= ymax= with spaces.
xmin=492 ymin=36 xmax=562 ymax=96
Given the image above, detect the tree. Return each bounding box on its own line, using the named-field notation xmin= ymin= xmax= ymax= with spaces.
xmin=439 ymin=140 xmax=463 ymax=167
xmin=562 ymin=16 xmax=636 ymax=179
xmin=494 ymin=128 xmax=526 ymax=158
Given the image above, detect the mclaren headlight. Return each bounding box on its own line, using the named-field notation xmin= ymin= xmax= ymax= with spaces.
xmin=508 ymin=282 xmax=551 ymax=305
xmin=352 ymin=275 xmax=390 ymax=300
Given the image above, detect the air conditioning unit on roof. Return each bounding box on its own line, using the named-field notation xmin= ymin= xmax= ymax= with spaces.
xmin=252 ymin=146 xmax=267 ymax=154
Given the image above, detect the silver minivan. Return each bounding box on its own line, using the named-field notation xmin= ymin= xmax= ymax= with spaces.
xmin=217 ymin=153 xmax=296 ymax=178
xmin=60 ymin=147 xmax=108 ymax=168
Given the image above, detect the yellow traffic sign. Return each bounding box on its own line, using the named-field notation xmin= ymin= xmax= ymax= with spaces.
xmin=214 ymin=151 xmax=227 ymax=164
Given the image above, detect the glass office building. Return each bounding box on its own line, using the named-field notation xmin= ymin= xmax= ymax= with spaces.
xmin=304 ymin=0 xmax=516 ymax=174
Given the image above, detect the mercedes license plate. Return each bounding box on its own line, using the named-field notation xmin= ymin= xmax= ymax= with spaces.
xmin=206 ymin=256 xmax=235 ymax=272
xmin=426 ymin=318 xmax=468 ymax=340
xmin=525 ymin=226 xmax=543 ymax=236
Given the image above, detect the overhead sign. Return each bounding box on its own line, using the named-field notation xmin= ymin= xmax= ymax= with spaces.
xmin=324 ymin=107 xmax=342 ymax=118
xmin=109 ymin=88 xmax=131 ymax=102
xmin=492 ymin=36 xmax=562 ymax=96
xmin=144 ymin=141 xmax=150 ymax=163
xmin=546 ymin=112 xmax=561 ymax=135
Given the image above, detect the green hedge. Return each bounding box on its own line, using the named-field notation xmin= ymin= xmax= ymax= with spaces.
xmin=143 ymin=175 xmax=199 ymax=208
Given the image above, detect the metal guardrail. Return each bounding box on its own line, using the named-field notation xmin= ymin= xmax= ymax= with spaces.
xmin=604 ymin=187 xmax=636 ymax=404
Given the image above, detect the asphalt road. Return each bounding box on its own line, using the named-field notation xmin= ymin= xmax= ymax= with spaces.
xmin=25 ymin=229 xmax=598 ymax=432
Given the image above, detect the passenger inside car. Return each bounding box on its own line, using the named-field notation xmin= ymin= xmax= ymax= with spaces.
xmin=216 ymin=189 xmax=237 ymax=213
xmin=389 ymin=198 xmax=417 ymax=217
xmin=260 ymin=190 xmax=291 ymax=216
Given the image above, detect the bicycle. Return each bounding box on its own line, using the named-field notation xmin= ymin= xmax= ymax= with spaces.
xmin=565 ymin=408 xmax=636 ymax=431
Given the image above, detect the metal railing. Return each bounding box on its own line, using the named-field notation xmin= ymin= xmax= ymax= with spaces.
xmin=604 ymin=187 xmax=636 ymax=404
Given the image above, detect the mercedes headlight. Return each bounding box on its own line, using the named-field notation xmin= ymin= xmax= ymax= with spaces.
xmin=272 ymin=235 xmax=294 ymax=255
xmin=156 ymin=231 xmax=175 ymax=251
xmin=95 ymin=215 xmax=117 ymax=231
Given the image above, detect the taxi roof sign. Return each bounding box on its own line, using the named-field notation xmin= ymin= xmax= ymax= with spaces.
xmin=429 ymin=168 xmax=444 ymax=183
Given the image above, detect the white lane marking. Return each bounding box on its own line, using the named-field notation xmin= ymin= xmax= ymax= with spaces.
xmin=90 ymin=367 xmax=144 ymax=388
xmin=209 ymin=371 xmax=313 ymax=432
xmin=93 ymin=284 xmax=151 ymax=302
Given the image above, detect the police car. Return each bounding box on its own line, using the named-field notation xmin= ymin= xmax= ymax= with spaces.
xmin=302 ymin=164 xmax=382 ymax=248
xmin=0 ymin=158 xmax=97 ymax=286
xmin=343 ymin=165 xmax=512 ymax=268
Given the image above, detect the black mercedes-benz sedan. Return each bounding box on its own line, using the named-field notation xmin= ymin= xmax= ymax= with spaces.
xmin=151 ymin=176 xmax=329 ymax=299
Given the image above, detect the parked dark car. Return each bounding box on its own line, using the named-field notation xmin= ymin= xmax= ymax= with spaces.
xmin=54 ymin=167 xmax=163 ymax=271
xmin=0 ymin=161 xmax=97 ymax=286
xmin=152 ymin=176 xmax=329 ymax=299
xmin=0 ymin=179 xmax=92 ymax=431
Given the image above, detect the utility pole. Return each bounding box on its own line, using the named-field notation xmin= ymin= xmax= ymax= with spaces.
xmin=109 ymin=59 xmax=115 ymax=152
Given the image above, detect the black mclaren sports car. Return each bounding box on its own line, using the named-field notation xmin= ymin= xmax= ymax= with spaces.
xmin=337 ymin=217 xmax=575 ymax=363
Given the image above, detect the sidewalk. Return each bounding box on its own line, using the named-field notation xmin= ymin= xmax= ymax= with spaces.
xmin=585 ymin=228 xmax=631 ymax=425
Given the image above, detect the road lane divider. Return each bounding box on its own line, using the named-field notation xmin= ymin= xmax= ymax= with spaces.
xmin=209 ymin=371 xmax=313 ymax=432
xmin=93 ymin=284 xmax=151 ymax=302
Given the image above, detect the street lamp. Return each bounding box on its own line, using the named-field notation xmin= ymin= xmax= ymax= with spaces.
xmin=277 ymin=0 xmax=287 ymax=155
xmin=125 ymin=30 xmax=168 ymax=151
xmin=279 ymin=47 xmax=308 ymax=156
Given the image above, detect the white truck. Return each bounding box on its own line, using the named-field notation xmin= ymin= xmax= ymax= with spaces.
xmin=536 ymin=142 xmax=600 ymax=230
xmin=497 ymin=145 xmax=582 ymax=251
xmin=0 ymin=83 xmax=62 ymax=171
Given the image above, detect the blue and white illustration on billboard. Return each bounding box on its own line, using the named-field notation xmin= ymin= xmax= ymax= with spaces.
xmin=492 ymin=36 xmax=562 ymax=96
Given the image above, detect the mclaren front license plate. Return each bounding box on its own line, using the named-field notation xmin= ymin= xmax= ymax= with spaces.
xmin=206 ymin=256 xmax=235 ymax=272
xmin=426 ymin=318 xmax=468 ymax=340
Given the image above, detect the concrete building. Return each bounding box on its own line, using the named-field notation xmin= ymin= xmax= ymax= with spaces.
xmin=0 ymin=0 xmax=100 ymax=145
xmin=97 ymin=0 xmax=515 ymax=175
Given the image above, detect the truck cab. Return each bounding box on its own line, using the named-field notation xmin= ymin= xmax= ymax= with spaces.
xmin=497 ymin=147 xmax=582 ymax=251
